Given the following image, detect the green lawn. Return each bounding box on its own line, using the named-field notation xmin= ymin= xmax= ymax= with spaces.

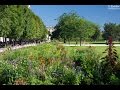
xmin=65 ymin=46 xmax=120 ymax=56
xmin=59 ymin=41 xmax=120 ymax=44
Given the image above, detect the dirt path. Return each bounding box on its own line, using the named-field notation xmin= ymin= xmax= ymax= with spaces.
xmin=0 ymin=43 xmax=120 ymax=53
xmin=0 ymin=43 xmax=37 ymax=53
xmin=63 ymin=44 xmax=120 ymax=46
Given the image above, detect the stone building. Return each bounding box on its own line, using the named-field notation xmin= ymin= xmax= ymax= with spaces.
xmin=46 ymin=26 xmax=55 ymax=42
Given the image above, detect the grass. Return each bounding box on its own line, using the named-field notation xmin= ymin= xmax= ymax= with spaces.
xmin=65 ymin=46 xmax=120 ymax=57
xmin=59 ymin=41 xmax=120 ymax=44
xmin=1 ymin=43 xmax=120 ymax=58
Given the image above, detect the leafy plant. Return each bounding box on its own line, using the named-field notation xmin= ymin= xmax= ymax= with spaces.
xmin=73 ymin=47 xmax=101 ymax=85
xmin=100 ymin=36 xmax=119 ymax=84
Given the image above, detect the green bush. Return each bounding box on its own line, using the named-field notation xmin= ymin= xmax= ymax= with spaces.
xmin=109 ymin=74 xmax=120 ymax=85
xmin=0 ymin=61 xmax=16 ymax=85
xmin=73 ymin=47 xmax=102 ymax=85
xmin=46 ymin=61 xmax=77 ymax=85
xmin=0 ymin=43 xmax=120 ymax=85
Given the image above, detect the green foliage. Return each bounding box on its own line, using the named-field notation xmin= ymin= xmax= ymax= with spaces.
xmin=0 ymin=61 xmax=16 ymax=85
xmin=103 ymin=23 xmax=120 ymax=41
xmin=46 ymin=61 xmax=77 ymax=85
xmin=91 ymin=26 xmax=101 ymax=41
xmin=0 ymin=5 xmax=47 ymax=43
xmin=100 ymin=37 xmax=119 ymax=84
xmin=109 ymin=74 xmax=120 ymax=85
xmin=0 ymin=43 xmax=120 ymax=85
xmin=73 ymin=47 xmax=101 ymax=85
xmin=52 ymin=11 xmax=100 ymax=44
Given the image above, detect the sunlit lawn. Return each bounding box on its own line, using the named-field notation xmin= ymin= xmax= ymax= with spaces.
xmin=59 ymin=41 xmax=120 ymax=44
xmin=65 ymin=46 xmax=120 ymax=56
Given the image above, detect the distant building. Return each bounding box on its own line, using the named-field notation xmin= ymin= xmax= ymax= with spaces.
xmin=46 ymin=26 xmax=55 ymax=42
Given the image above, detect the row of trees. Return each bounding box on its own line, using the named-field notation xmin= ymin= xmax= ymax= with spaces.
xmin=51 ymin=12 xmax=120 ymax=44
xmin=0 ymin=5 xmax=47 ymax=46
xmin=51 ymin=12 xmax=101 ymax=45
xmin=103 ymin=23 xmax=120 ymax=41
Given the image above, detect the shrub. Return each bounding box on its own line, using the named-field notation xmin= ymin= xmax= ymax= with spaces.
xmin=109 ymin=74 xmax=120 ymax=85
xmin=46 ymin=61 xmax=77 ymax=85
xmin=0 ymin=60 xmax=16 ymax=85
xmin=100 ymin=36 xmax=119 ymax=84
xmin=73 ymin=46 xmax=101 ymax=85
xmin=1 ymin=42 xmax=120 ymax=85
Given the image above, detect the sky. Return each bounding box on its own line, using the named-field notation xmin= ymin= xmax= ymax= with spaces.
xmin=30 ymin=5 xmax=120 ymax=30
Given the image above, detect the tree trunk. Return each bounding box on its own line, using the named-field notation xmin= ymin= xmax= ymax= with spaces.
xmin=14 ymin=39 xmax=16 ymax=46
xmin=25 ymin=40 xmax=27 ymax=44
xmin=80 ymin=37 xmax=82 ymax=46
xmin=64 ymin=38 xmax=66 ymax=43
xmin=19 ymin=39 xmax=22 ymax=45
xmin=9 ymin=38 xmax=12 ymax=45
xmin=75 ymin=39 xmax=78 ymax=45
xmin=34 ymin=40 xmax=36 ymax=44
xmin=69 ymin=38 xmax=70 ymax=45
xmin=36 ymin=40 xmax=37 ymax=44
xmin=5 ymin=37 xmax=7 ymax=46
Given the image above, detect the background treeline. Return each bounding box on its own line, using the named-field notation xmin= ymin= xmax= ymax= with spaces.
xmin=0 ymin=5 xmax=47 ymax=46
xmin=103 ymin=23 xmax=120 ymax=41
xmin=51 ymin=12 xmax=120 ymax=44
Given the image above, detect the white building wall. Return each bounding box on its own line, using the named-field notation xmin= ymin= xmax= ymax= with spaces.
xmin=46 ymin=26 xmax=55 ymax=42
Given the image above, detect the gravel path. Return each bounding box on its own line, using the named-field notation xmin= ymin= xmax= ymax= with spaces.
xmin=0 ymin=43 xmax=37 ymax=53
xmin=0 ymin=43 xmax=120 ymax=53
xmin=63 ymin=44 xmax=120 ymax=46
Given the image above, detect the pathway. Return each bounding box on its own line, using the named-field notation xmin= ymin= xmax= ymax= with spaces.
xmin=0 ymin=43 xmax=37 ymax=53
xmin=0 ymin=43 xmax=120 ymax=53
xmin=63 ymin=44 xmax=120 ymax=46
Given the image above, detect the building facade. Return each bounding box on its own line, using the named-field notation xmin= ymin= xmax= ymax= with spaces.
xmin=46 ymin=26 xmax=55 ymax=42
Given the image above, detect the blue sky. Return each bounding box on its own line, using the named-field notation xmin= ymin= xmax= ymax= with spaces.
xmin=30 ymin=5 xmax=120 ymax=30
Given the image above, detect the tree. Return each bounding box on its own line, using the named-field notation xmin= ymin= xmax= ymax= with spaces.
xmin=52 ymin=12 xmax=81 ymax=44
xmin=115 ymin=24 xmax=120 ymax=41
xmin=91 ymin=25 xmax=101 ymax=41
xmin=0 ymin=5 xmax=47 ymax=46
xmin=20 ymin=5 xmax=47 ymax=43
xmin=102 ymin=22 xmax=120 ymax=41
xmin=52 ymin=12 xmax=80 ymax=43
xmin=52 ymin=12 xmax=99 ymax=46
xmin=76 ymin=19 xmax=98 ymax=45
xmin=0 ymin=5 xmax=11 ymax=43
xmin=8 ymin=5 xmax=25 ymax=44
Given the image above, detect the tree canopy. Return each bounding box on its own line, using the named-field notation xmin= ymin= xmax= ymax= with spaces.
xmin=0 ymin=5 xmax=47 ymax=44
xmin=103 ymin=23 xmax=120 ymax=41
xmin=51 ymin=12 xmax=100 ymax=44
